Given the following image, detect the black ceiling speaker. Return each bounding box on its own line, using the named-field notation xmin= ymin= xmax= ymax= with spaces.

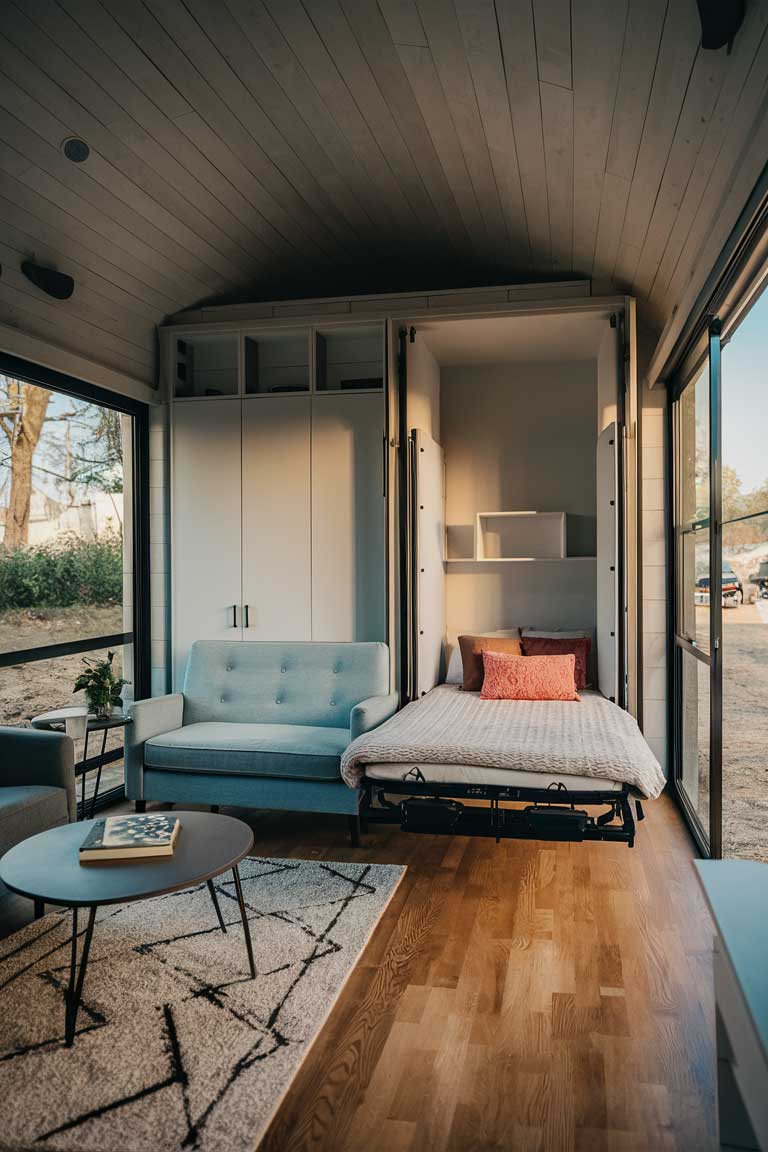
xmin=696 ymin=0 xmax=745 ymax=50
xmin=21 ymin=260 xmax=75 ymax=301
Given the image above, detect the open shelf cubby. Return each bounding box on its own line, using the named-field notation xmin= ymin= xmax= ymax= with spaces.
xmin=244 ymin=330 xmax=310 ymax=395
xmin=474 ymin=511 xmax=567 ymax=561
xmin=315 ymin=324 xmax=384 ymax=392
xmin=174 ymin=333 xmax=239 ymax=398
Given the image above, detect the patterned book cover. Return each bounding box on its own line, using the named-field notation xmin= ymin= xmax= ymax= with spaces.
xmin=80 ymin=815 xmax=180 ymax=858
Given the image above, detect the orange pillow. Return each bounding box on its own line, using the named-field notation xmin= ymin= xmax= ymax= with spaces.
xmin=480 ymin=651 xmax=580 ymax=701
xmin=520 ymin=635 xmax=591 ymax=690
xmin=458 ymin=633 xmax=522 ymax=692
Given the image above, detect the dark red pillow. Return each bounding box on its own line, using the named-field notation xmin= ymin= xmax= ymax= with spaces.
xmin=520 ymin=636 xmax=591 ymax=690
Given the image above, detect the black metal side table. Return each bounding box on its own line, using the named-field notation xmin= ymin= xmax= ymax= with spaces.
xmin=30 ymin=707 xmax=131 ymax=819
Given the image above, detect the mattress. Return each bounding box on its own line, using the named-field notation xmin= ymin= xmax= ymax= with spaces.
xmin=365 ymin=762 xmax=624 ymax=792
xmin=341 ymin=684 xmax=666 ymax=799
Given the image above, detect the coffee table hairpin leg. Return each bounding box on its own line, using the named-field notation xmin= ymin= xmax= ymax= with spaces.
xmin=65 ymin=905 xmax=97 ymax=1047
xmin=232 ymin=866 xmax=256 ymax=979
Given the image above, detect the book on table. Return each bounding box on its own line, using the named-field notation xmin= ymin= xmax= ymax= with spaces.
xmin=79 ymin=815 xmax=180 ymax=862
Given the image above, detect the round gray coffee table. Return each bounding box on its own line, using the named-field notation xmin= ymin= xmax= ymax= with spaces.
xmin=0 ymin=811 xmax=256 ymax=1046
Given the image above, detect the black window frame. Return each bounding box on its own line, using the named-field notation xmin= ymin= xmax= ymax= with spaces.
xmin=0 ymin=352 xmax=151 ymax=810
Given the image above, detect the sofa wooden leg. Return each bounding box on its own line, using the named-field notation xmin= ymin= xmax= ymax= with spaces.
xmin=211 ymin=804 xmax=220 ymax=814
xmin=135 ymin=800 xmax=146 ymax=814
xmin=348 ymin=814 xmax=361 ymax=847
xmin=33 ymin=898 xmax=44 ymax=920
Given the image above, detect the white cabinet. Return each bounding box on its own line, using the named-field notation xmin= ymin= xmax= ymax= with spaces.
xmin=171 ymin=398 xmax=242 ymax=687
xmin=311 ymin=393 xmax=386 ymax=641
xmin=241 ymin=396 xmax=311 ymax=639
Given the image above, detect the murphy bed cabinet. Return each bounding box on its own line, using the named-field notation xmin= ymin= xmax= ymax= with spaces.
xmin=169 ymin=324 xmax=386 ymax=689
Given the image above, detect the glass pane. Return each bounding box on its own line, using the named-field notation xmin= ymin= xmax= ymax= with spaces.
xmin=174 ymin=334 xmax=238 ymax=398
xmin=244 ymin=330 xmax=309 ymax=395
xmin=315 ymin=325 xmax=384 ymax=392
xmin=722 ymin=287 xmax=768 ymax=524
xmin=0 ymin=642 xmax=133 ymax=807
xmin=721 ymin=520 xmax=768 ymax=862
xmin=680 ymin=647 xmax=710 ymax=837
xmin=677 ymin=362 xmax=709 ymax=526
xmin=0 ymin=378 xmax=132 ymax=654
xmin=680 ymin=527 xmax=710 ymax=651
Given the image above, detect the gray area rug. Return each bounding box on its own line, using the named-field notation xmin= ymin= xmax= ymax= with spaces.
xmin=0 ymin=857 xmax=404 ymax=1151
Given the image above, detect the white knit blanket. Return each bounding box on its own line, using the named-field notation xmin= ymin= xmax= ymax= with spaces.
xmin=341 ymin=685 xmax=666 ymax=799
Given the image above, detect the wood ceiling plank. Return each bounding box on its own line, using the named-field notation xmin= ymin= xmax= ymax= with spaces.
xmin=632 ymin=45 xmax=728 ymax=298
xmin=262 ymin=0 xmax=421 ymax=236
xmin=181 ymin=0 xmax=366 ymax=253
xmin=48 ymin=0 xmax=328 ymax=274
xmin=0 ymin=292 xmax=154 ymax=382
xmin=0 ymin=201 xmax=163 ymax=323
xmin=379 ymin=0 xmax=429 ymax=46
xmin=338 ymin=0 xmax=472 ymax=260
xmin=592 ymin=0 xmax=667 ymax=283
xmin=0 ymin=95 xmax=230 ymax=295
xmin=0 ymin=122 xmax=222 ymax=310
xmin=533 ymin=0 xmax=572 ymax=89
xmin=0 ymin=278 xmax=154 ymax=372
xmin=393 ymin=41 xmax=488 ymax=263
xmin=0 ymin=135 xmax=209 ymax=306
xmin=0 ymin=241 xmax=154 ymax=351
xmin=300 ymin=0 xmax=441 ymax=246
xmin=0 ymin=169 xmax=184 ymax=312
xmin=113 ymin=0 xmax=343 ymax=267
xmin=655 ymin=39 xmax=768 ymax=325
xmin=414 ymin=0 xmax=509 ymax=267
xmin=223 ymin=0 xmax=381 ymax=248
xmin=540 ymin=80 xmax=574 ymax=273
xmin=495 ymin=0 xmax=552 ymax=274
xmin=453 ymin=0 xmax=532 ymax=270
xmin=571 ymin=0 xmax=628 ymax=278
xmin=0 ymin=37 xmax=263 ymax=289
xmin=53 ymin=0 xmax=306 ymax=270
xmin=650 ymin=7 xmax=768 ymax=310
xmin=613 ymin=0 xmax=701 ymax=287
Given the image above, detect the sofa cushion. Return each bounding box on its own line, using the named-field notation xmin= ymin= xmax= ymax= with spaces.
xmin=181 ymin=641 xmax=389 ymax=729
xmin=0 ymin=786 xmax=69 ymax=856
xmin=144 ymin=722 xmax=350 ymax=782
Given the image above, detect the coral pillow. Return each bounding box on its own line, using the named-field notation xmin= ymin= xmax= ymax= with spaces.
xmin=480 ymin=651 xmax=580 ymax=701
xmin=458 ymin=633 xmax=522 ymax=692
xmin=520 ymin=635 xmax=591 ymax=690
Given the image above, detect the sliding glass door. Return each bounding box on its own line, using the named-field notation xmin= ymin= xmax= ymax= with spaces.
xmin=672 ymin=274 xmax=768 ymax=860
xmin=0 ymin=356 xmax=148 ymax=815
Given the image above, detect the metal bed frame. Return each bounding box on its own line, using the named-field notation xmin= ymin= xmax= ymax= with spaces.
xmin=360 ymin=774 xmax=644 ymax=847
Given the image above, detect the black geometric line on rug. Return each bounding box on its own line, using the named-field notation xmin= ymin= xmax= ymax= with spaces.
xmin=175 ymin=863 xmax=375 ymax=1150
xmin=0 ymin=917 xmax=75 ymax=993
xmin=0 ymin=966 xmax=110 ymax=1063
xmin=34 ymin=1003 xmax=189 ymax=1145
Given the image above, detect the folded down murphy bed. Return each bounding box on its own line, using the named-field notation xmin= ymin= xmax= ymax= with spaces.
xmin=340 ymin=686 xmax=666 ymax=848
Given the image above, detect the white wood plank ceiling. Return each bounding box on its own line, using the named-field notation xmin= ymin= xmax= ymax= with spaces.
xmin=0 ymin=0 xmax=766 ymax=384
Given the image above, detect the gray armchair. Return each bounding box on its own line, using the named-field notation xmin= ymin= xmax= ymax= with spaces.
xmin=0 ymin=726 xmax=76 ymax=861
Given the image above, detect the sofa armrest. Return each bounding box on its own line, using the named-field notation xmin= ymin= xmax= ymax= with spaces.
xmin=125 ymin=694 xmax=184 ymax=800
xmin=350 ymin=693 xmax=399 ymax=741
xmin=0 ymin=726 xmax=76 ymax=821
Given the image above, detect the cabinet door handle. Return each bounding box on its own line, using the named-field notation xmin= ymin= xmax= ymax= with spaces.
xmin=232 ymin=604 xmax=238 ymax=628
xmin=244 ymin=604 xmax=250 ymax=628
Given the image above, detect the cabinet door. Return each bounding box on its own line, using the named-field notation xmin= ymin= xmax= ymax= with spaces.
xmin=311 ymin=393 xmax=386 ymax=641
xmin=172 ymin=399 xmax=242 ymax=688
xmin=242 ymin=396 xmax=311 ymax=639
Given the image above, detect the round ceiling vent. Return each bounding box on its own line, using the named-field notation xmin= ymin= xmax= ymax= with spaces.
xmin=62 ymin=137 xmax=90 ymax=163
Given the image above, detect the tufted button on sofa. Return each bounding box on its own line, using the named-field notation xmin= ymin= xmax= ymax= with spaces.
xmin=125 ymin=641 xmax=398 ymax=842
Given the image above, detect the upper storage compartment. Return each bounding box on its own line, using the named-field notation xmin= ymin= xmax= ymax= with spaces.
xmin=174 ymin=333 xmax=238 ymax=399
xmin=244 ymin=329 xmax=310 ymax=395
xmin=315 ymin=324 xmax=384 ymax=392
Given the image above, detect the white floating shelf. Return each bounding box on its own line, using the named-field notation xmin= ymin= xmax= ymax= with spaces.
xmin=474 ymin=510 xmax=566 ymax=561
xmin=444 ymin=556 xmax=595 ymax=565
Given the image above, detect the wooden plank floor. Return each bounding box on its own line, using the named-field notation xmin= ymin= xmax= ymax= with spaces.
xmin=0 ymin=793 xmax=716 ymax=1151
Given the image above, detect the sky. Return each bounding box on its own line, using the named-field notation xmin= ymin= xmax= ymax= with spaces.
xmin=722 ymin=284 xmax=768 ymax=496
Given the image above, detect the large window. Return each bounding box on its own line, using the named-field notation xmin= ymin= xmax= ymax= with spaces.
xmin=672 ymin=274 xmax=768 ymax=860
xmin=0 ymin=356 xmax=148 ymax=813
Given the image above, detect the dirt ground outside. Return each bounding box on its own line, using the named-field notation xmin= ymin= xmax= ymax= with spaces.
xmin=1 ymin=604 xmax=129 ymax=804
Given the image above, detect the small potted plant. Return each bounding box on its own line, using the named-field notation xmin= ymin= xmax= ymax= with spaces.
xmin=73 ymin=652 xmax=129 ymax=718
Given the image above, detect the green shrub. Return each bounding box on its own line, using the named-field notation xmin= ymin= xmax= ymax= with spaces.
xmin=0 ymin=533 xmax=123 ymax=609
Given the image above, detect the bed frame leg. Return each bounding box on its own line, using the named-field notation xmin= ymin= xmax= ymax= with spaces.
xmin=348 ymin=814 xmax=361 ymax=847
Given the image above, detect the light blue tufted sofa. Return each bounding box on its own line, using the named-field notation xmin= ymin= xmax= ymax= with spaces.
xmin=125 ymin=640 xmax=398 ymax=842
